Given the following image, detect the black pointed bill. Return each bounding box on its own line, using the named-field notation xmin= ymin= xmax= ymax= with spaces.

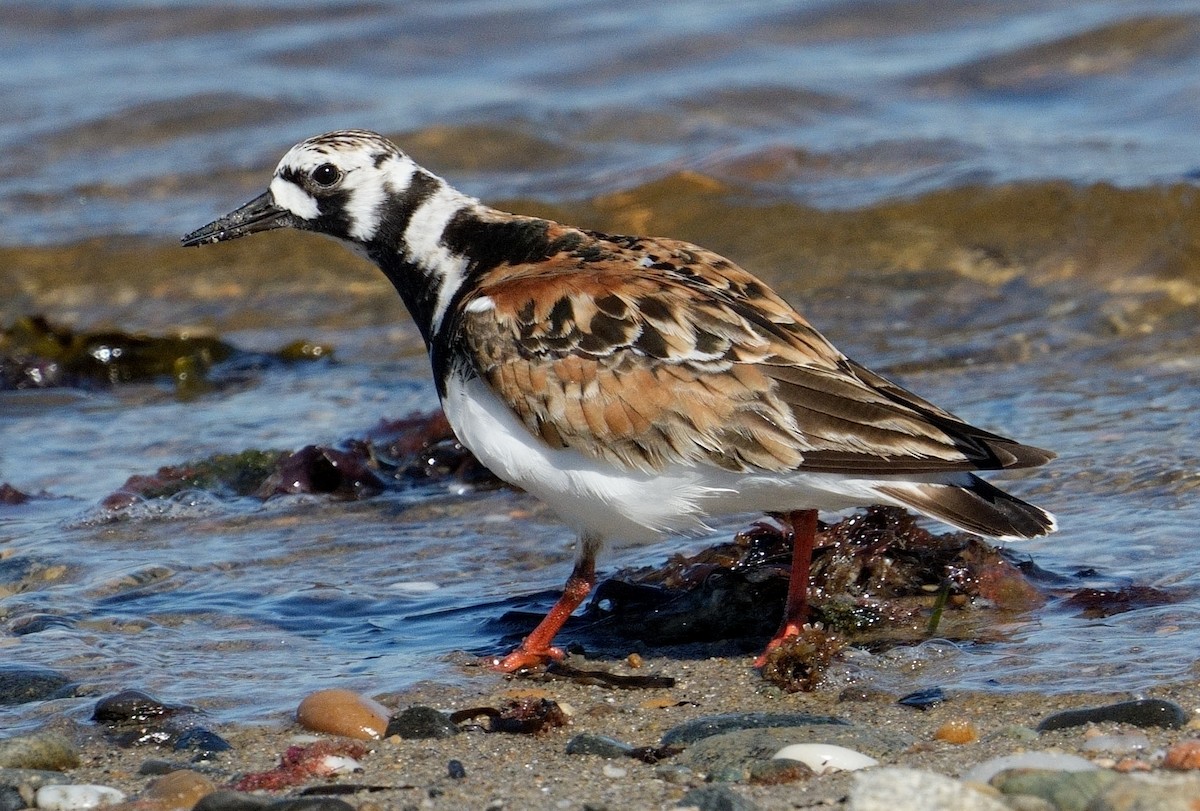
xmin=181 ymin=191 xmax=298 ymax=247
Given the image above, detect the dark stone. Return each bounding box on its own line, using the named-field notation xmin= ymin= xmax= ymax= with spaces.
xmin=897 ymin=687 xmax=945 ymax=710
xmin=0 ymin=665 xmax=73 ymax=706
xmin=172 ymin=726 xmax=232 ymax=753
xmin=384 ymin=706 xmax=459 ymax=739
xmin=1037 ymin=698 xmax=1189 ymax=731
xmin=448 ymin=759 xmax=466 ymax=779
xmin=676 ymin=784 xmax=761 ymax=811
xmin=193 ymin=791 xmax=271 ymax=811
xmin=276 ymin=799 xmax=358 ymax=811
xmin=565 ymin=733 xmax=635 ymax=758
xmin=92 ymin=689 xmax=188 ymax=723
xmin=660 ymin=712 xmax=848 ymax=746
xmin=0 ymin=785 xmax=25 ymax=811
xmin=137 ymin=758 xmax=179 ymax=775
xmin=265 ymin=800 xmax=356 ymax=811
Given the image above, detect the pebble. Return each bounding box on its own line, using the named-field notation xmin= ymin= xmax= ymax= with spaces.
xmin=660 ymin=712 xmax=849 ymax=746
xmin=447 ymin=759 xmax=467 ymax=779
xmin=602 ymin=763 xmax=627 ymax=778
xmin=384 ymin=706 xmax=458 ymax=739
xmin=0 ymin=734 xmax=79 ymax=771
xmin=1079 ymin=731 xmax=1151 ymax=754
xmin=991 ymin=768 xmax=1120 ymax=807
xmin=773 ymin=743 xmax=878 ymax=774
xmin=676 ymin=784 xmax=761 ymax=811
xmin=1036 ymin=698 xmax=1188 ymax=731
xmin=565 ymin=733 xmax=635 ymax=758
xmin=960 ymin=751 xmax=1097 ymax=786
xmin=896 ymin=687 xmax=945 ymax=710
xmin=92 ymin=690 xmax=186 ymax=724
xmin=296 ymin=689 xmax=390 ymax=740
xmin=934 ymin=719 xmax=979 ymax=744
xmin=192 ymin=790 xmax=270 ymax=810
xmin=34 ymin=784 xmax=125 ymax=810
xmin=135 ymin=769 xmax=217 ymax=810
xmin=850 ymin=768 xmax=1010 ymax=811
xmin=0 ymin=666 xmax=73 ymax=706
xmin=1164 ymin=740 xmax=1200 ymax=770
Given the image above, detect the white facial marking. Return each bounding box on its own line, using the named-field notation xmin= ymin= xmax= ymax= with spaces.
xmin=269 ymin=176 xmax=319 ymax=220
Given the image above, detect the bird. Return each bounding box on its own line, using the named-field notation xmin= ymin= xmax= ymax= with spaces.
xmin=182 ymin=129 xmax=1056 ymax=672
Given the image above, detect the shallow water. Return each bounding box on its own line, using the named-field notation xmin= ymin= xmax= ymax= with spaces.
xmin=2 ymin=0 xmax=1200 ymax=729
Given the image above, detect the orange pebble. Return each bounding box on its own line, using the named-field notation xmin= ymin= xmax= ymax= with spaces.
xmin=139 ymin=770 xmax=217 ymax=809
xmin=296 ymin=688 xmax=390 ymax=740
xmin=626 ymin=653 xmax=644 ymax=669
xmin=1164 ymin=740 xmax=1200 ymax=770
xmin=933 ymin=719 xmax=979 ymax=744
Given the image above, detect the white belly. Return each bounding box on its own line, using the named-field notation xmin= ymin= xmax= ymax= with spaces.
xmin=440 ymin=373 xmax=893 ymax=544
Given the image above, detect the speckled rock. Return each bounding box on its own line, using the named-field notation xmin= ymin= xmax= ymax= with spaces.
xmin=1163 ymin=740 xmax=1200 ymax=770
xmin=1036 ymin=699 xmax=1188 ymax=731
xmin=850 ymin=768 xmax=1010 ymax=811
xmin=0 ymin=733 xmax=79 ymax=770
xmin=384 ymin=705 xmax=458 ymax=739
xmin=296 ymin=689 xmax=390 ymax=740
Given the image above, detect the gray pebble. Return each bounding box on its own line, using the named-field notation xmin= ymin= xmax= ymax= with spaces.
xmin=448 ymin=759 xmax=467 ymax=779
xmin=661 ymin=712 xmax=848 ymax=746
xmin=385 ymin=705 xmax=458 ymax=739
xmin=676 ymin=784 xmax=761 ymax=811
xmin=565 ymin=733 xmax=634 ymax=758
xmin=1037 ymin=698 xmax=1188 ymax=731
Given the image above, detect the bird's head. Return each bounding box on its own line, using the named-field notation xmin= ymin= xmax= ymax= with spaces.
xmin=182 ymin=129 xmax=413 ymax=247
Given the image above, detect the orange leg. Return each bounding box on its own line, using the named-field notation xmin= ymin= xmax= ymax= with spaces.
xmin=492 ymin=537 xmax=598 ymax=672
xmin=754 ymin=509 xmax=818 ymax=668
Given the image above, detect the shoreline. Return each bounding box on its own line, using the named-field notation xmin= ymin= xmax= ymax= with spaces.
xmin=8 ymin=651 xmax=1200 ymax=810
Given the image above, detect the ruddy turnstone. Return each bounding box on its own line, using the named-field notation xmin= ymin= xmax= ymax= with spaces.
xmin=183 ymin=129 xmax=1056 ymax=671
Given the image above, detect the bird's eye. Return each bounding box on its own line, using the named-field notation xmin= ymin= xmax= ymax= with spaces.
xmin=311 ymin=163 xmax=341 ymax=187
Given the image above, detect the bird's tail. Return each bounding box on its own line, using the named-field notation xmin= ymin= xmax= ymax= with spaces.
xmin=876 ymin=475 xmax=1055 ymax=540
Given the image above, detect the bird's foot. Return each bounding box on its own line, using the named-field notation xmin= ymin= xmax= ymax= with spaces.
xmin=489 ymin=644 xmax=566 ymax=673
xmin=753 ymin=622 xmax=806 ymax=669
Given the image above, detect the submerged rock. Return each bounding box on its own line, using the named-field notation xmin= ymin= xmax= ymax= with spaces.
xmin=0 ymin=665 xmax=73 ymax=706
xmin=661 ymin=712 xmax=849 ymax=746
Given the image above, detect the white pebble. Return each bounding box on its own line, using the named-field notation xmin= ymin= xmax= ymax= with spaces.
xmin=35 ymin=784 xmax=125 ymax=810
xmin=772 ymin=743 xmax=878 ymax=774
xmin=1080 ymin=732 xmax=1151 ymax=753
xmin=319 ymin=754 xmax=363 ymax=775
xmin=961 ymin=751 xmax=1096 ymax=785
xmin=602 ymin=763 xmax=627 ymax=778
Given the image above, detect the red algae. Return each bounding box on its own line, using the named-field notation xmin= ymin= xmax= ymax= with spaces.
xmin=232 ymin=740 xmax=368 ymax=791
